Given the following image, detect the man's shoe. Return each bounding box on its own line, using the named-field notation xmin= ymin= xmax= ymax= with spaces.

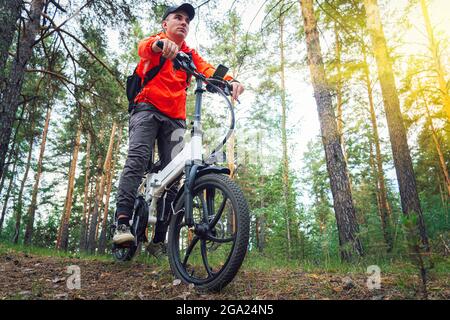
xmin=113 ymin=224 xmax=135 ymax=245
xmin=146 ymin=241 xmax=167 ymax=258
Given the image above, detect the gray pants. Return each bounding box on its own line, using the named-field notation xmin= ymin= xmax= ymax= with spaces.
xmin=115 ymin=105 xmax=186 ymax=218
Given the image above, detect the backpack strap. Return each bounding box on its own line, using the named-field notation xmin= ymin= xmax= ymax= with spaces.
xmin=142 ymin=55 xmax=167 ymax=88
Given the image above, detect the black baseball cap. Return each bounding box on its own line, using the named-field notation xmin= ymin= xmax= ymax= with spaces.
xmin=162 ymin=3 xmax=195 ymax=21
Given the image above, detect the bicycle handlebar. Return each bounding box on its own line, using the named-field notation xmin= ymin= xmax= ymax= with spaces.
xmin=155 ymin=40 xmax=235 ymax=163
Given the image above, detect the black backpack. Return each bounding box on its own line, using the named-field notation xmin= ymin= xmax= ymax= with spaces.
xmin=126 ymin=55 xmax=167 ymax=113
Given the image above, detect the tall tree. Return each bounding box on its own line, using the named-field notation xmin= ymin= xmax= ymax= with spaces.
xmin=0 ymin=148 xmax=19 ymax=235
xmin=79 ymin=132 xmax=92 ymax=251
xmin=419 ymin=86 xmax=450 ymax=197
xmin=299 ymin=0 xmax=363 ymax=261
xmin=0 ymin=0 xmax=22 ymax=85
xmin=363 ymin=0 xmax=430 ymax=252
xmin=206 ymin=9 xmax=257 ymax=178
xmin=0 ymin=0 xmax=45 ymax=182
xmin=24 ymin=105 xmax=52 ymax=245
xmin=419 ymin=0 xmax=450 ymax=121
xmin=87 ymin=130 xmax=105 ymax=254
xmin=13 ymin=112 xmax=36 ymax=244
xmin=362 ymin=47 xmax=393 ymax=251
xmin=98 ymin=122 xmax=117 ymax=254
xmin=57 ymin=123 xmax=82 ymax=250
xmin=278 ymin=7 xmax=293 ymax=260
xmin=0 ymin=104 xmax=25 ymax=196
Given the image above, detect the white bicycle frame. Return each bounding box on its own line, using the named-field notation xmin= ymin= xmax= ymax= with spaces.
xmin=138 ymin=126 xmax=203 ymax=225
xmin=133 ymin=52 xmax=234 ymax=229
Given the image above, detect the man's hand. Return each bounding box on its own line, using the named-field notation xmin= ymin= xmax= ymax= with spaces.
xmin=152 ymin=37 xmax=179 ymax=60
xmin=231 ymin=82 xmax=244 ymax=102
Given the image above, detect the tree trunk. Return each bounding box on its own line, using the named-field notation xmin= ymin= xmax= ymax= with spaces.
xmin=363 ymin=0 xmax=430 ymax=252
xmin=363 ymin=49 xmax=393 ymax=251
xmin=334 ymin=24 xmax=346 ymax=155
xmin=255 ymin=131 xmax=266 ymax=253
xmin=88 ymin=130 xmax=105 ymax=254
xmin=0 ymin=0 xmax=45 ymax=182
xmin=57 ymin=124 xmax=82 ymax=250
xmin=369 ymin=139 xmax=382 ymax=223
xmin=0 ymin=0 xmax=22 ymax=86
xmin=279 ymin=14 xmax=292 ymax=260
xmin=422 ymin=91 xmax=450 ymax=197
xmin=98 ymin=123 xmax=118 ymax=254
xmin=0 ymin=104 xmax=25 ymax=197
xmin=87 ymin=170 xmax=101 ymax=254
xmin=334 ymin=23 xmax=354 ymax=191
xmin=419 ymin=0 xmax=450 ymax=121
xmin=299 ymin=0 xmax=363 ymax=261
xmin=0 ymin=149 xmax=19 ymax=234
xmin=13 ymin=118 xmax=35 ymax=244
xmin=24 ymin=106 xmax=52 ymax=245
xmin=84 ymin=179 xmax=95 ymax=251
xmin=79 ymin=132 xmax=92 ymax=251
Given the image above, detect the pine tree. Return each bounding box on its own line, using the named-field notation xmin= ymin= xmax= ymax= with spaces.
xmin=299 ymin=0 xmax=363 ymax=261
xmin=363 ymin=0 xmax=430 ymax=251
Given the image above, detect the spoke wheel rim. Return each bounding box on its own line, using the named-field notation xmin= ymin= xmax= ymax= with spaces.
xmin=173 ymin=182 xmax=238 ymax=285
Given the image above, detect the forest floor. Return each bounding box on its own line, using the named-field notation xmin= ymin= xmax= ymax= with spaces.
xmin=0 ymin=244 xmax=448 ymax=300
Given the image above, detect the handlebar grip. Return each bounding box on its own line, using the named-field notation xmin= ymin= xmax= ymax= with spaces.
xmin=156 ymin=40 xmax=164 ymax=50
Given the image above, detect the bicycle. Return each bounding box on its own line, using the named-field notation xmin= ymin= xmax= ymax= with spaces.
xmin=110 ymin=41 xmax=250 ymax=292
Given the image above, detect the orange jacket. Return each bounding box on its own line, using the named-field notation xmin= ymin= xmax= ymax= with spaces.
xmin=134 ymin=32 xmax=233 ymax=120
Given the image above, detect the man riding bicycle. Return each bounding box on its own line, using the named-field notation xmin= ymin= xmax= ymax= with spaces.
xmin=113 ymin=3 xmax=245 ymax=255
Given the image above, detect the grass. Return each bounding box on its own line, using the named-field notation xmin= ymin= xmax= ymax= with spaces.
xmin=0 ymin=241 xmax=448 ymax=300
xmin=1 ymin=241 xmax=448 ymax=278
xmin=242 ymin=250 xmax=450 ymax=276
xmin=0 ymin=242 xmax=113 ymax=263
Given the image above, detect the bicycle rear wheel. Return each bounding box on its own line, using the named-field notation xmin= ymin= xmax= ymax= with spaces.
xmin=112 ymin=242 xmax=139 ymax=261
xmin=167 ymin=173 xmax=250 ymax=292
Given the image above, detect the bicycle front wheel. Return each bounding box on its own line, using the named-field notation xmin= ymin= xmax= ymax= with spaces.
xmin=167 ymin=173 xmax=250 ymax=292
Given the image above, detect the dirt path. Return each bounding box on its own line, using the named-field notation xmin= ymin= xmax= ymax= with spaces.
xmin=0 ymin=250 xmax=448 ymax=300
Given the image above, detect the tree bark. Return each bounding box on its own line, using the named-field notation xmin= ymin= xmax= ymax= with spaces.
xmin=0 ymin=104 xmax=25 ymax=197
xmin=0 ymin=0 xmax=45 ymax=182
xmin=12 ymin=117 xmax=35 ymax=244
xmin=98 ymin=123 xmax=118 ymax=254
xmin=24 ymin=106 xmax=52 ymax=245
xmin=0 ymin=149 xmax=19 ymax=234
xmin=363 ymin=0 xmax=429 ymax=252
xmin=0 ymin=0 xmax=22 ymax=85
xmin=299 ymin=0 xmax=363 ymax=261
xmin=79 ymin=132 xmax=92 ymax=251
xmin=419 ymin=0 xmax=450 ymax=121
xmin=334 ymin=23 xmax=354 ymax=191
xmin=57 ymin=123 xmax=82 ymax=250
